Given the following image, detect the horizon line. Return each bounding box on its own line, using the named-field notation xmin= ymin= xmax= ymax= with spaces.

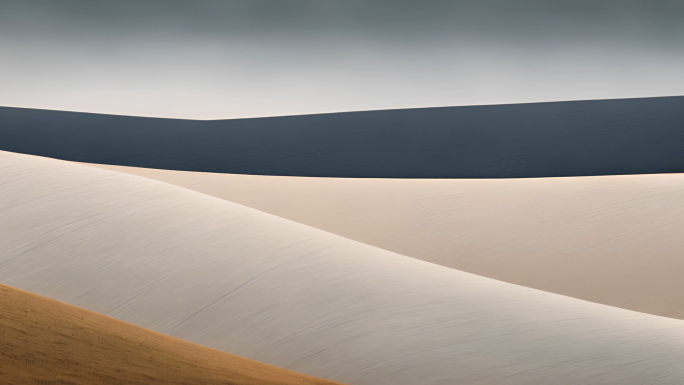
xmin=2 ymin=93 xmax=682 ymax=122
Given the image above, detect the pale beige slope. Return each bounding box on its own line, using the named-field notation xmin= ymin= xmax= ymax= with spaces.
xmin=4 ymin=151 xmax=684 ymax=385
xmin=0 ymin=283 xmax=343 ymax=385
xmin=87 ymin=163 xmax=684 ymax=319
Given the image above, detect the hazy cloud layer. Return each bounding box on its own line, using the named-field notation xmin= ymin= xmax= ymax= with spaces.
xmin=2 ymin=0 xmax=683 ymax=118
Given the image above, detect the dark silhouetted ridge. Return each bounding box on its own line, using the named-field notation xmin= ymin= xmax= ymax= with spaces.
xmin=1 ymin=96 xmax=683 ymax=178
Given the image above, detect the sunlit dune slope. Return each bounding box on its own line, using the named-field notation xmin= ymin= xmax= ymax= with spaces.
xmin=2 ymin=95 xmax=684 ymax=178
xmin=85 ymin=163 xmax=684 ymax=320
xmin=0 ymin=284 xmax=342 ymax=385
xmin=4 ymin=151 xmax=684 ymax=385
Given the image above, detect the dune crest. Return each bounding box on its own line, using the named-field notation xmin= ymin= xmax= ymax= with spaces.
xmin=85 ymin=163 xmax=684 ymax=320
xmin=3 ymin=151 xmax=684 ymax=384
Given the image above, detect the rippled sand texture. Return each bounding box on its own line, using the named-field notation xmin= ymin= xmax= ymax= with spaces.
xmin=0 ymin=283 xmax=342 ymax=385
xmin=3 ymin=151 xmax=684 ymax=385
xmin=85 ymin=163 xmax=684 ymax=320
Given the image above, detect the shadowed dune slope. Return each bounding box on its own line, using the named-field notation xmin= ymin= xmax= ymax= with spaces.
xmin=4 ymin=151 xmax=684 ymax=384
xmin=84 ymin=164 xmax=684 ymax=320
xmin=0 ymin=284 xmax=342 ymax=385
xmin=2 ymin=96 xmax=684 ymax=178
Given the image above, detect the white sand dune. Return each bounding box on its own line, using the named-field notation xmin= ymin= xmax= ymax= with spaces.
xmin=85 ymin=163 xmax=684 ymax=320
xmin=3 ymin=150 xmax=684 ymax=385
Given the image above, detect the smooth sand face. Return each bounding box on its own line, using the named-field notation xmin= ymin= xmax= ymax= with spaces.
xmin=84 ymin=163 xmax=684 ymax=320
xmin=4 ymin=151 xmax=684 ymax=385
xmin=0 ymin=283 xmax=342 ymax=385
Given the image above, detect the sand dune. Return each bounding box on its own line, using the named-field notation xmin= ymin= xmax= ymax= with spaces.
xmin=84 ymin=163 xmax=684 ymax=320
xmin=2 ymin=96 xmax=684 ymax=178
xmin=0 ymin=283 xmax=342 ymax=385
xmin=3 ymin=150 xmax=684 ymax=384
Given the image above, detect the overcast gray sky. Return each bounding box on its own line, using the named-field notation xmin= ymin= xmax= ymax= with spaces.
xmin=1 ymin=0 xmax=683 ymax=119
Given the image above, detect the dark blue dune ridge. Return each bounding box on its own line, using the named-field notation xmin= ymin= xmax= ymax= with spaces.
xmin=1 ymin=96 xmax=683 ymax=178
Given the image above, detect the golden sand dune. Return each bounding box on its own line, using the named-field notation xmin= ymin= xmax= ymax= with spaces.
xmin=0 ymin=283 xmax=341 ymax=385
xmin=4 ymin=151 xmax=684 ymax=385
xmin=86 ymin=163 xmax=684 ymax=319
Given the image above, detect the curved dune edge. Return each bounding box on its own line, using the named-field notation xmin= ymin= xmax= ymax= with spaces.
xmin=0 ymin=283 xmax=342 ymax=385
xmin=83 ymin=162 xmax=684 ymax=320
xmin=4 ymin=151 xmax=684 ymax=385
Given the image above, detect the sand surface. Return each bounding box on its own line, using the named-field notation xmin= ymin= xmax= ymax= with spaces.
xmin=3 ymin=150 xmax=684 ymax=384
xmin=2 ymin=96 xmax=684 ymax=178
xmin=0 ymin=283 xmax=342 ymax=385
xmin=85 ymin=163 xmax=684 ymax=320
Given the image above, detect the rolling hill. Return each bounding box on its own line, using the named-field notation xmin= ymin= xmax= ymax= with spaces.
xmin=1 ymin=95 xmax=683 ymax=178
xmin=2 ymin=150 xmax=684 ymax=385
xmin=85 ymin=163 xmax=684 ymax=319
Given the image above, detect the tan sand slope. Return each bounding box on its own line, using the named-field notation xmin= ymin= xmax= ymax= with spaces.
xmin=0 ymin=283 xmax=342 ymax=385
xmin=4 ymin=151 xmax=684 ymax=385
xmin=85 ymin=163 xmax=684 ymax=320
